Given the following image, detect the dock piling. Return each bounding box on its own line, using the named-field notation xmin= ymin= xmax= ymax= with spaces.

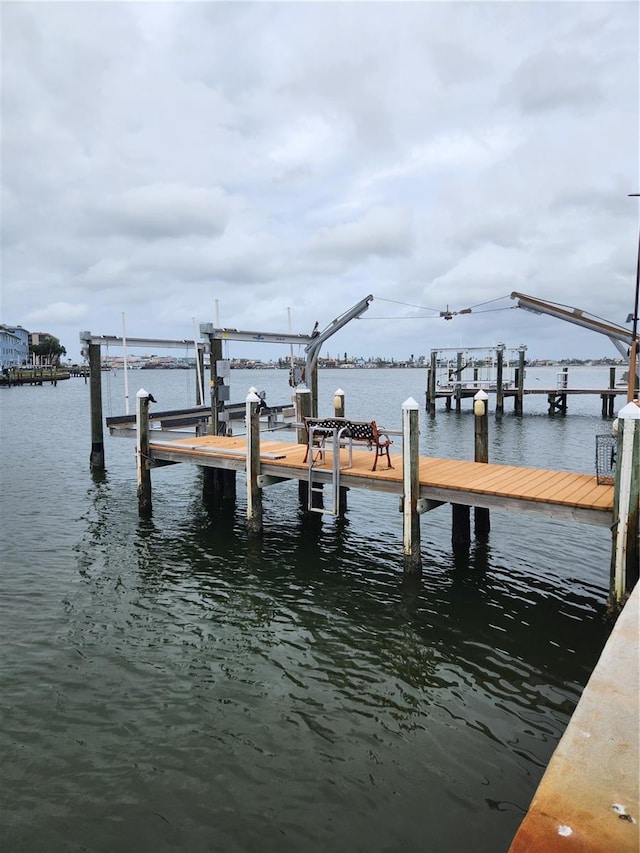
xmin=496 ymin=345 xmax=505 ymax=416
xmin=333 ymin=388 xmax=348 ymax=512
xmin=296 ymin=387 xmax=314 ymax=509
xmin=402 ymin=397 xmax=422 ymax=574
xmin=88 ymin=342 xmax=105 ymax=471
xmin=610 ymin=402 xmax=640 ymax=607
xmin=473 ymin=390 xmax=490 ymax=542
xmin=136 ymin=388 xmax=153 ymax=516
xmin=246 ymin=390 xmax=263 ymax=534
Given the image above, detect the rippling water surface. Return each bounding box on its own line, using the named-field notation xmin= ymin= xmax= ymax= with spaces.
xmin=0 ymin=367 xmax=617 ymax=852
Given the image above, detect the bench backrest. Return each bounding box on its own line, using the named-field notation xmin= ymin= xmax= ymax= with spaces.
xmin=304 ymin=417 xmax=378 ymax=442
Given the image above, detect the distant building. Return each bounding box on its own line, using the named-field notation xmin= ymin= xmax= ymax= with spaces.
xmin=29 ymin=330 xmax=63 ymax=365
xmin=0 ymin=325 xmax=30 ymax=370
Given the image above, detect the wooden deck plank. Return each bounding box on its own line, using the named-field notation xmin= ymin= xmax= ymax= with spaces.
xmin=148 ymin=434 xmax=613 ymax=518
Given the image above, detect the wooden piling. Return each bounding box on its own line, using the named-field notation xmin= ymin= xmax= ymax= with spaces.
xmin=203 ymin=337 xmax=236 ymax=503
xmin=455 ymin=351 xmax=463 ymax=412
xmin=427 ymin=351 xmax=437 ymax=414
xmin=514 ymin=348 xmax=526 ymax=416
xmin=88 ymin=343 xmax=105 ymax=471
xmin=196 ymin=344 xmax=205 ymax=407
xmin=402 ymin=397 xmax=421 ymax=574
xmin=296 ymin=386 xmax=313 ymax=508
xmin=246 ymin=391 xmax=263 ymax=534
xmin=452 ymin=505 xmax=471 ymax=550
xmin=610 ymin=402 xmax=640 ymax=608
xmin=209 ymin=338 xmax=224 ymax=435
xmin=473 ymin=390 xmax=490 ymax=542
xmin=608 ymin=368 xmax=616 ymax=418
xmin=334 ymin=388 xmax=348 ymax=513
xmin=496 ymin=347 xmax=504 ymax=415
xmin=136 ymin=389 xmax=153 ymax=516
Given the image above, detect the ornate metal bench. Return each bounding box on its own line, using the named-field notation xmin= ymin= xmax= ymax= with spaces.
xmin=303 ymin=417 xmax=393 ymax=471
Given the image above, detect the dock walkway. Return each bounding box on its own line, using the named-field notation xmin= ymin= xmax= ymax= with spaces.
xmin=148 ymin=435 xmax=614 ymax=526
xmin=509 ymin=581 xmax=639 ymax=852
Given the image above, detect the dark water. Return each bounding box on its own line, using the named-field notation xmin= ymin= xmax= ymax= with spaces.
xmin=0 ymin=367 xmax=616 ymax=852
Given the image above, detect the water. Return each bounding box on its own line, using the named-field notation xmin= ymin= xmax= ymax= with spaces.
xmin=0 ymin=367 xmax=618 ymax=852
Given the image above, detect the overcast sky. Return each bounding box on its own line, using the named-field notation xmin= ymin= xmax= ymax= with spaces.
xmin=2 ymin=1 xmax=638 ymax=363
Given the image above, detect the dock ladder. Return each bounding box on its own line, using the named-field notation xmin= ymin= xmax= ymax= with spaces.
xmin=307 ymin=424 xmax=352 ymax=515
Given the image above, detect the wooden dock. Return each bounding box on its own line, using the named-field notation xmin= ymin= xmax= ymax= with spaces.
xmin=147 ymin=434 xmax=614 ymax=527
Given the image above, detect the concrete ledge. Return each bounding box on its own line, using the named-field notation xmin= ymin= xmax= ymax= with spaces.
xmin=510 ymin=583 xmax=639 ymax=852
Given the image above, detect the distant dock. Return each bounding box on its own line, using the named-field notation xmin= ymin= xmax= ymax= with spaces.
xmin=426 ymin=347 xmax=630 ymax=416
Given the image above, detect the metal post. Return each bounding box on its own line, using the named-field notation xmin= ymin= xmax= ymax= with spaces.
xmin=246 ymin=390 xmax=263 ymax=535
xmin=402 ymin=397 xmax=421 ymax=574
xmin=88 ymin=342 xmax=105 ymax=471
xmin=136 ymin=388 xmax=153 ymax=516
xmin=473 ymin=390 xmax=490 ymax=542
xmin=610 ymin=402 xmax=640 ymax=608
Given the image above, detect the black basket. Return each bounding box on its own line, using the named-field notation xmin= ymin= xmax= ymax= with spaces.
xmin=595 ymin=434 xmax=616 ymax=485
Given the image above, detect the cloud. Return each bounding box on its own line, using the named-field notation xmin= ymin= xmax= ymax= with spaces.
xmin=26 ymin=302 xmax=89 ymax=326
xmin=89 ymin=184 xmax=231 ymax=241
xmin=1 ymin=0 xmax=637 ymax=363
xmin=306 ymin=207 xmax=414 ymax=265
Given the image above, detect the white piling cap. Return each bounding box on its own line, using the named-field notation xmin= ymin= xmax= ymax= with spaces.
xmin=334 ymin=388 xmax=345 ymax=396
xmin=474 ymin=389 xmax=489 ymax=401
xmin=246 ymin=391 xmax=261 ymax=402
xmin=402 ymin=396 xmax=419 ymax=410
xmin=618 ymin=401 xmax=640 ymax=419
xmin=248 ymin=386 xmax=258 ymax=394
xmin=137 ymin=388 xmax=149 ymax=398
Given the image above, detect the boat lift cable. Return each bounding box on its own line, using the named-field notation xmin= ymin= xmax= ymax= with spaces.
xmin=373 ymin=296 xmax=444 ymax=314
xmin=362 ymin=306 xmax=517 ymax=320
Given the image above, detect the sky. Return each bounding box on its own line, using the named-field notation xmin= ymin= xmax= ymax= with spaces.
xmin=1 ymin=0 xmax=639 ymax=364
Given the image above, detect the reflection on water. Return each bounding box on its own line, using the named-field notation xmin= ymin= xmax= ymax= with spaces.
xmin=0 ymin=370 xmax=616 ymax=852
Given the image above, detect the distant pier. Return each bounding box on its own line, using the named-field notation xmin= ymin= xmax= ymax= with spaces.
xmin=426 ymin=346 xmax=629 ymax=417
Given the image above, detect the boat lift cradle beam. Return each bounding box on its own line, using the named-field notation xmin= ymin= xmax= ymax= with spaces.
xmin=199 ymin=294 xmax=374 ymax=383
xmin=510 ymin=292 xmax=635 ymax=366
